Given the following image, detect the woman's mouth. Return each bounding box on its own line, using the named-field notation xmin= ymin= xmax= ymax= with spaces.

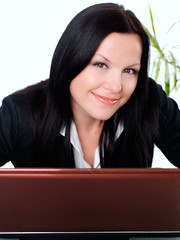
xmin=91 ymin=92 xmax=120 ymax=105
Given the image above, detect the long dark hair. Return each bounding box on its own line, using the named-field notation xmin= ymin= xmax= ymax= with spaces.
xmin=23 ymin=3 xmax=159 ymax=167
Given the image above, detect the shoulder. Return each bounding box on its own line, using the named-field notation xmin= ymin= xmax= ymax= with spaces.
xmin=1 ymin=92 xmax=32 ymax=124
xmin=146 ymin=78 xmax=180 ymax=140
xmin=148 ymin=78 xmax=179 ymax=113
xmin=148 ymin=78 xmax=165 ymax=103
xmin=2 ymin=92 xmax=30 ymax=116
xmin=0 ymin=86 xmax=36 ymax=145
xmin=148 ymin=79 xmax=180 ymax=166
xmin=1 ymin=79 xmax=48 ymax=114
xmin=0 ymin=80 xmax=48 ymax=166
xmin=0 ymin=80 xmax=48 ymax=142
xmin=0 ymin=94 xmax=30 ymax=135
xmin=0 ymin=93 xmax=30 ymax=166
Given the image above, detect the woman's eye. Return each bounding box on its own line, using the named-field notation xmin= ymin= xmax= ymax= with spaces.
xmin=123 ymin=68 xmax=137 ymax=74
xmin=94 ymin=62 xmax=107 ymax=69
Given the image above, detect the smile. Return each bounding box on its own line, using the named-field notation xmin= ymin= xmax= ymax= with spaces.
xmin=91 ymin=92 xmax=120 ymax=105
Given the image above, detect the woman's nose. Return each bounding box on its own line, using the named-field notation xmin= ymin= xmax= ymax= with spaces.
xmin=105 ymin=71 xmax=122 ymax=92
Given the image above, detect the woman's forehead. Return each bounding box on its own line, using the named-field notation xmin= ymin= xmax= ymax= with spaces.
xmin=93 ymin=32 xmax=142 ymax=65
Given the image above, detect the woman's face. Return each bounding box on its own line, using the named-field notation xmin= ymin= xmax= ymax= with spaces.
xmin=70 ymin=32 xmax=142 ymax=122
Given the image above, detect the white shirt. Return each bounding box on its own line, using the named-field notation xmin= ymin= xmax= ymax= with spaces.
xmin=60 ymin=122 xmax=123 ymax=168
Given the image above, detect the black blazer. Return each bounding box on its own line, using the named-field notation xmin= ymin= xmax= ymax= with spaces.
xmin=0 ymin=79 xmax=180 ymax=168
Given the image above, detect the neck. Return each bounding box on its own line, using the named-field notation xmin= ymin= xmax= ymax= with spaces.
xmin=73 ymin=114 xmax=104 ymax=135
xmin=72 ymin=114 xmax=104 ymax=169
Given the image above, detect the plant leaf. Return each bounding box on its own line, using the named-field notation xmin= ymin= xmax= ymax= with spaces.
xmin=151 ymin=58 xmax=157 ymax=77
xmin=154 ymin=58 xmax=161 ymax=82
xmin=149 ymin=5 xmax=156 ymax=38
xmin=164 ymin=59 xmax=170 ymax=96
xmin=169 ymin=51 xmax=177 ymax=89
xmin=143 ymin=25 xmax=164 ymax=57
xmin=167 ymin=22 xmax=177 ymax=33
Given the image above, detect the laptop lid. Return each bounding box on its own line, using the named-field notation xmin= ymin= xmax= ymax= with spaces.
xmin=0 ymin=168 xmax=180 ymax=233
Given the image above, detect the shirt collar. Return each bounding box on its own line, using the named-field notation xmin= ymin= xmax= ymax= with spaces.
xmin=60 ymin=121 xmax=123 ymax=168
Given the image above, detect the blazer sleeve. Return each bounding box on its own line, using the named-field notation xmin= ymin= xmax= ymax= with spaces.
xmin=0 ymin=96 xmax=18 ymax=166
xmin=0 ymin=94 xmax=32 ymax=167
xmin=152 ymin=80 xmax=180 ymax=167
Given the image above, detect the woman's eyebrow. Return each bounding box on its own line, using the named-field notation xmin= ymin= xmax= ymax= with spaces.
xmin=126 ymin=63 xmax=141 ymax=68
xmin=94 ymin=53 xmax=111 ymax=63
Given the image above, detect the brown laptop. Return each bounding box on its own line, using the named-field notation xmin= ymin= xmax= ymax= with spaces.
xmin=0 ymin=168 xmax=180 ymax=235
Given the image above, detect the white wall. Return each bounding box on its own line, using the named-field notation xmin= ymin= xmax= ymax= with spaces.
xmin=0 ymin=0 xmax=180 ymax=168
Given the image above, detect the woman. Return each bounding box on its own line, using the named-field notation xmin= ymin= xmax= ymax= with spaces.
xmin=0 ymin=3 xmax=180 ymax=168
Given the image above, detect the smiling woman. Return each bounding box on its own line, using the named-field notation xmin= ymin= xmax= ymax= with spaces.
xmin=69 ymin=32 xmax=142 ymax=167
xmin=0 ymin=3 xmax=180 ymax=169
xmin=70 ymin=33 xmax=141 ymax=122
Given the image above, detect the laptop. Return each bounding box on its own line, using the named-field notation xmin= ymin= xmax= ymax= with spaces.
xmin=0 ymin=168 xmax=180 ymax=239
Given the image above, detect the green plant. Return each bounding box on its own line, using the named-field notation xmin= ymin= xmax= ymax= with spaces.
xmin=144 ymin=6 xmax=180 ymax=96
